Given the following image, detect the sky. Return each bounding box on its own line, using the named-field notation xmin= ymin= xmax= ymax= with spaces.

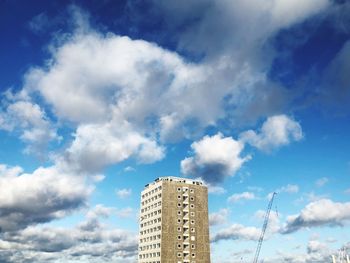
xmin=0 ymin=0 xmax=350 ymax=262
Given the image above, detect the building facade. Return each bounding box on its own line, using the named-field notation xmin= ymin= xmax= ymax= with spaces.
xmin=138 ymin=177 xmax=211 ymax=263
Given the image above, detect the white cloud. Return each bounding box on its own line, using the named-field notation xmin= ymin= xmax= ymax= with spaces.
xmin=86 ymin=204 xmax=113 ymax=220
xmin=115 ymin=188 xmax=132 ymax=199
xmin=273 ymin=240 xmax=333 ymax=263
xmin=21 ymin=29 xmax=240 ymax=172
xmin=279 ymin=184 xmax=300 ymax=194
xmin=116 ymin=207 xmax=134 ymax=219
xmin=307 ymin=240 xmax=328 ymax=254
xmin=282 ymin=199 xmax=350 ymax=234
xmin=277 ymin=184 xmax=299 ymax=194
xmin=181 ymin=133 xmax=251 ymax=184
xmin=61 ymin=122 xmax=165 ymax=173
xmin=240 ymin=115 xmax=303 ymax=152
xmin=315 ymin=177 xmax=329 ymax=187
xmin=268 ymin=184 xmax=299 ymax=199
xmin=124 ymin=166 xmax=136 ymax=172
xmin=211 ymin=223 xmax=261 ymax=242
xmin=209 ymin=209 xmax=229 ymax=226
xmin=255 ymin=209 xmax=281 ymax=235
xmin=0 ymin=100 xmax=60 ymax=154
xmin=4 ymin=4 xmax=314 ymax=176
xmin=92 ymin=174 xmax=105 ymax=182
xmin=207 ymin=185 xmax=226 ymax=195
xmin=23 ymin=31 xmax=220 ymax=137
xmin=228 ymin=192 xmax=256 ymax=203
xmin=0 ymin=164 xmax=23 ymax=177
xmin=0 ymin=206 xmax=138 ymax=263
xmin=0 ymin=164 xmax=91 ymax=232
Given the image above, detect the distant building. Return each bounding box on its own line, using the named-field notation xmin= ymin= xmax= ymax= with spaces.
xmin=138 ymin=176 xmax=211 ymax=263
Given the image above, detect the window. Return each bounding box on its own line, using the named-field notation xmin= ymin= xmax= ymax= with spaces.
xmin=177 ymin=235 xmax=182 ymax=240
xmin=177 ymin=227 xmax=182 ymax=232
xmin=192 ymin=253 xmax=196 ymax=258
xmin=190 ymin=204 xmax=194 ymax=209
xmin=177 ymin=244 xmax=182 ymax=249
xmin=191 ymin=220 xmax=195 ymax=224
xmin=191 ymin=244 xmax=195 ymax=249
xmin=190 ymin=196 xmax=194 ymax=201
xmin=190 ymin=189 xmax=194 ymax=193
xmin=177 ymin=211 xmax=182 ymax=216
xmin=177 ymin=252 xmax=182 ymax=258
xmin=177 ymin=203 xmax=182 ymax=208
xmin=190 ymin=212 xmax=195 ymax=217
xmin=191 ymin=228 xmax=195 ymax=233
xmin=177 ymin=187 xmax=181 ymax=192
xmin=178 ymin=195 xmax=181 ymax=200
xmin=177 ymin=219 xmax=181 ymax=224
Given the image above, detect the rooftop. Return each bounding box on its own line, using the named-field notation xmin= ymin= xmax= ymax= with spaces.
xmin=144 ymin=176 xmax=204 ymax=188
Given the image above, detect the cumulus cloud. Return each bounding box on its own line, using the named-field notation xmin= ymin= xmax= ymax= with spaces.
xmin=23 ymin=30 xmax=224 ymax=138
xmin=181 ymin=133 xmax=251 ymax=184
xmin=20 ymin=22 xmax=260 ymax=172
xmin=255 ymin=209 xmax=281 ymax=235
xmin=207 ymin=185 xmax=226 ymax=195
xmin=228 ymin=192 xmax=256 ymax=203
xmin=0 ymin=100 xmax=60 ymax=155
xmin=86 ymin=204 xmax=113 ymax=220
xmin=2 ymin=3 xmax=312 ymax=176
xmin=0 ymin=164 xmax=23 ymax=177
xmin=124 ymin=166 xmax=136 ymax=172
xmin=272 ymin=239 xmax=338 ymax=263
xmin=116 ymin=207 xmax=134 ymax=219
xmin=240 ymin=115 xmax=303 ymax=152
xmin=211 ymin=223 xmax=261 ymax=242
xmin=282 ymin=199 xmax=350 ymax=234
xmin=209 ymin=209 xmax=229 ymax=226
xmin=115 ymin=188 xmax=132 ymax=199
xmin=0 ymin=206 xmax=138 ymax=263
xmin=61 ymin=122 xmax=165 ymax=173
xmin=268 ymin=184 xmax=299 ymax=199
xmin=278 ymin=184 xmax=300 ymax=194
xmin=0 ymin=164 xmax=91 ymax=232
xmin=307 ymin=240 xmax=329 ymax=254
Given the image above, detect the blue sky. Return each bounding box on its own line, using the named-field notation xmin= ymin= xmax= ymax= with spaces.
xmin=0 ymin=0 xmax=350 ymax=262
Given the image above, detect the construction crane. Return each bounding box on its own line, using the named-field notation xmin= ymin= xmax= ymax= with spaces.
xmin=252 ymin=192 xmax=277 ymax=263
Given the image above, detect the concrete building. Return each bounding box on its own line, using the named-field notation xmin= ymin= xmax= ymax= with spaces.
xmin=138 ymin=176 xmax=211 ymax=263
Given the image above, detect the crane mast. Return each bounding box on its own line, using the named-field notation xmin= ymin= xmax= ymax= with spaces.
xmin=252 ymin=192 xmax=277 ymax=263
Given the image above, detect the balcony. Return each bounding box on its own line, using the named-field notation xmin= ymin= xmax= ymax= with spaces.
xmin=183 ymin=211 xmax=189 ymax=219
xmin=183 ymin=196 xmax=189 ymax=203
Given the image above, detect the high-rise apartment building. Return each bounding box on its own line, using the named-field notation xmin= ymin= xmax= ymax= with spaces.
xmin=138 ymin=177 xmax=211 ymax=263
